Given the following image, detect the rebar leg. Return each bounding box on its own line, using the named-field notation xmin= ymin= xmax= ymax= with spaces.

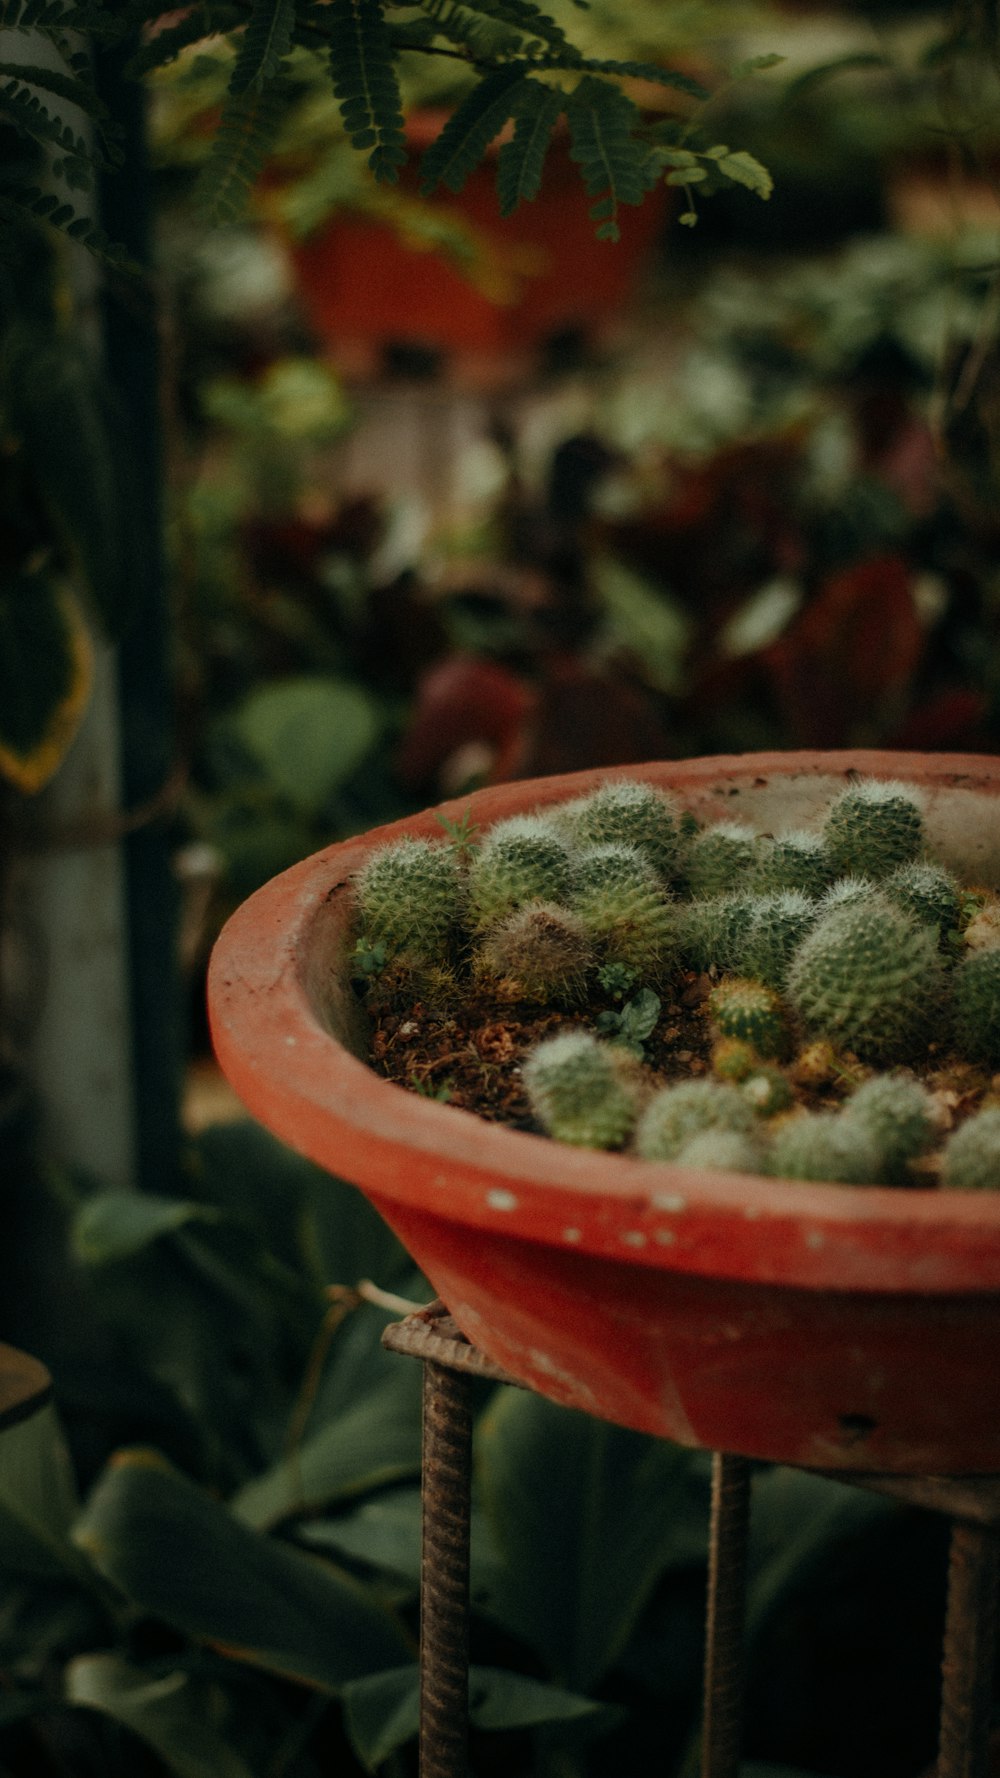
xmin=420 ymin=1360 xmax=474 ymax=1778
xmin=937 ymin=1519 xmax=1000 ymax=1778
xmin=702 ymin=1452 xmax=752 ymax=1778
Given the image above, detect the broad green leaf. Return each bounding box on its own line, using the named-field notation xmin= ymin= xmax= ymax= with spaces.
xmin=343 ymin=1662 xmax=616 ymax=1770
xmin=229 ymin=675 xmax=380 ymax=817
xmin=76 ymin=1454 xmax=413 ymax=1688
xmin=0 ymin=1402 xmax=94 ymax=1585
xmin=298 ymin=1484 xmax=503 ymax=1596
xmin=717 ymin=151 xmax=773 ymax=200
xmin=477 ymin=1390 xmax=702 ymax=1691
xmin=73 ymin=1193 xmax=216 ymax=1267
xmin=746 ymin=1467 xmax=893 ymax=1644
xmin=66 ymin=1654 xmax=255 ymax=1778
xmin=591 ymin=555 xmax=691 ymax=696
xmin=0 ymin=572 xmax=92 ymax=793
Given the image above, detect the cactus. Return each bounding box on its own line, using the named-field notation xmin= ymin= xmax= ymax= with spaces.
xmin=679 ymin=891 xmax=758 ymax=974
xmin=354 ymin=837 xmax=463 ymax=964
xmin=673 ymin=1128 xmax=765 ymax=1173
xmin=769 ymin=1112 xmax=881 ymax=1185
xmin=522 ymin=1031 xmax=638 ymax=1149
xmin=708 ymin=977 xmax=790 ymax=1060
xmin=741 ymin=1067 xmax=793 ymax=1116
xmin=953 ymin=947 xmax=1000 ymax=1067
xmin=635 ymin=1079 xmax=755 ymax=1161
xmin=752 ymin=829 xmax=834 ymax=897
xmin=841 ymin=1073 xmax=936 ymax=1182
xmin=571 ymin=843 xmax=677 ymax=975
xmin=818 ymin=877 xmax=880 ymax=917
xmin=467 ymin=815 xmax=574 ymax=929
xmin=685 ymin=822 xmax=759 ymax=898
xmin=473 ymin=903 xmax=593 ymax=1004
xmin=883 ymin=860 xmax=962 ymax=938
xmin=941 ymin=1107 xmax=1000 ymax=1191
xmin=786 ymin=893 xmax=945 ymax=1062
xmin=740 ymin=891 xmax=817 ymax=990
xmin=822 ymin=779 xmax=924 ymax=880
xmin=711 ymin=1037 xmax=759 ymax=1082
xmin=563 ymin=779 xmax=684 ymax=879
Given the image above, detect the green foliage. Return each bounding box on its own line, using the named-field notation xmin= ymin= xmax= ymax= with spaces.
xmin=327 ymin=0 xmax=406 ymax=182
xmin=195 ymin=77 xmax=291 ymax=223
xmin=786 ymin=894 xmax=945 ymax=1064
xmin=941 ymin=1106 xmax=1000 ymax=1191
xmin=595 ymin=985 xmax=661 ymax=1055
xmin=635 ymin=1078 xmax=755 ymax=1161
xmin=420 ymin=63 xmax=535 ymax=196
xmin=496 ymin=78 xmax=563 ymax=214
xmin=565 ymin=75 xmax=651 ymax=241
xmin=229 ymin=0 xmax=298 ymax=97
xmin=523 ymin=1028 xmax=638 ymax=1148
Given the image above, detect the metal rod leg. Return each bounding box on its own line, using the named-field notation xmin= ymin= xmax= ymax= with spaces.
xmin=420 ymin=1360 xmax=474 ymax=1778
xmin=937 ymin=1519 xmax=1000 ymax=1778
xmin=702 ymin=1452 xmax=752 ymax=1778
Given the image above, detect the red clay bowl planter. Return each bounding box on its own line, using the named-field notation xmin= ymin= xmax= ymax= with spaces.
xmin=208 ymin=751 xmax=1000 ymax=1476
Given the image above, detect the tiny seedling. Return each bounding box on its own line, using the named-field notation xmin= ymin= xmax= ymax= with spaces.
xmin=597 ymin=988 xmax=661 ymax=1056
xmin=436 ymin=807 xmax=480 ymax=859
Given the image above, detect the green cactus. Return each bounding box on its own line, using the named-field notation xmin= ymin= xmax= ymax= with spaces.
xmin=522 ymin=1031 xmax=638 ymax=1149
xmin=941 ymin=1107 xmax=1000 ymax=1191
xmin=752 ymin=829 xmax=834 ymax=897
xmin=768 ymin=1112 xmax=881 ymax=1185
xmin=563 ymin=779 xmax=684 ymax=879
xmin=786 ymin=894 xmax=946 ymax=1062
xmin=685 ymin=821 xmax=759 ymax=898
xmin=708 ymin=977 xmax=790 ymax=1060
xmin=635 ymin=1079 xmax=756 ymax=1161
xmin=673 ymin=1128 xmax=765 ymax=1173
xmin=679 ymin=891 xmax=758 ymax=973
xmin=354 ymin=837 xmax=463 ymax=964
xmin=953 ymin=947 xmax=1000 ymax=1067
xmin=571 ymin=843 xmax=677 ymax=976
xmin=741 ymin=1067 xmax=794 ymax=1116
xmin=740 ymin=891 xmax=817 ymax=990
xmin=841 ymin=1073 xmax=936 ymax=1182
xmin=822 ymin=779 xmax=924 ymax=880
xmin=883 ymin=860 xmax=962 ymax=938
xmin=818 ymin=877 xmax=881 ymax=916
xmin=711 ymin=1037 xmax=760 ymax=1082
xmin=473 ymin=903 xmax=593 ymax=1004
xmin=467 ymin=815 xmax=574 ymax=930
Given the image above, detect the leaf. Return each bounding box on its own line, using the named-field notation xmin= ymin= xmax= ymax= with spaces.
xmin=196 ymin=79 xmax=288 ymax=223
xmin=783 ymin=51 xmax=889 ymax=98
xmin=0 ymin=573 xmax=92 ymax=794
xmin=228 ymin=675 xmax=381 ymax=817
xmin=228 ymin=0 xmax=296 ymax=94
xmin=420 ymin=65 xmax=531 ymax=195
xmin=496 ymin=80 xmax=563 ymax=216
xmin=327 ymin=0 xmax=406 ymax=182
xmin=73 ymin=1193 xmax=217 ymax=1267
xmin=565 ymin=76 xmax=647 ymax=241
xmin=728 ymin=51 xmax=786 ymax=77
xmin=76 ymin=1454 xmax=413 ymax=1688
xmin=343 ymin=1662 xmax=616 ymax=1770
xmin=746 ymin=1467 xmax=892 ymax=1645
xmin=717 ymin=151 xmax=773 ymax=199
xmin=297 ymin=1484 xmax=503 ymax=1596
xmin=477 ymin=1390 xmax=702 ymax=1691
xmin=66 ymin=1654 xmax=256 ymax=1778
xmin=0 ymin=1401 xmax=95 ymax=1585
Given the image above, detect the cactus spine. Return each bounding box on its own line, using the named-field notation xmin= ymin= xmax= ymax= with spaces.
xmin=571 ymin=843 xmax=677 ymax=976
xmin=565 ymin=779 xmax=684 ymax=880
xmin=769 ymin=1112 xmax=881 ymax=1184
xmin=841 ymin=1073 xmax=936 ymax=1182
xmin=354 ymin=837 xmax=462 ymax=964
xmin=740 ymin=891 xmax=817 ymax=990
xmin=883 ymin=860 xmax=962 ymax=939
xmin=467 ymin=815 xmax=573 ymax=929
xmin=786 ymin=894 xmax=945 ymax=1062
xmin=753 ymin=830 xmax=834 ymax=897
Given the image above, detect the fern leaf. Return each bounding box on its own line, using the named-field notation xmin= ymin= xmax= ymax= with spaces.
xmin=565 ymin=75 xmax=647 ymax=241
xmin=440 ymin=0 xmax=573 ymax=52
xmin=195 ymin=79 xmax=288 ymax=222
xmin=420 ymin=65 xmax=531 ymax=195
xmin=127 ymin=5 xmax=243 ymax=76
xmin=545 ymin=55 xmax=709 ymax=100
xmin=229 ymin=0 xmax=297 ymax=96
xmin=417 ymin=0 xmax=542 ymax=61
xmin=327 ymin=0 xmax=406 ymax=182
xmin=0 ymin=79 xmax=108 ymax=169
xmin=496 ymin=79 xmax=562 ymax=214
xmin=0 ymin=192 xmax=134 ymax=269
xmin=0 ymin=59 xmax=122 ymax=164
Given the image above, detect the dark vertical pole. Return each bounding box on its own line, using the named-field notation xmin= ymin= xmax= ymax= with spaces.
xmin=420 ymin=1361 xmax=473 ymax=1778
xmin=94 ymin=41 xmax=181 ymax=1196
xmin=702 ymin=1452 xmax=752 ymax=1778
xmin=938 ymin=1520 xmax=1000 ymax=1778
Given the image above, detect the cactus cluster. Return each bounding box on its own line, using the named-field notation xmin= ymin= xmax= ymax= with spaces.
xmin=354 ymin=770 xmax=1000 ymax=1190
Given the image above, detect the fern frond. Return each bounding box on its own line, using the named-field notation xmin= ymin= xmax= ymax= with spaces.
xmin=436 ymin=0 xmax=574 ymax=53
xmin=0 ymin=192 xmax=134 ymax=269
xmin=544 ymin=55 xmax=710 ymax=100
xmin=326 ymin=0 xmax=406 ymax=183
xmin=194 ymin=79 xmax=289 ymax=222
xmin=496 ymin=78 xmax=562 ymax=214
xmin=417 ymin=0 xmax=544 ymax=62
xmin=565 ymin=75 xmax=647 ymax=241
xmin=229 ymin=0 xmax=298 ymax=95
xmin=127 ymin=5 xmax=243 ymax=77
xmin=0 ymin=79 xmax=109 ymax=170
xmin=420 ymin=64 xmax=531 ymax=194
xmin=0 ymin=60 xmax=122 ymax=155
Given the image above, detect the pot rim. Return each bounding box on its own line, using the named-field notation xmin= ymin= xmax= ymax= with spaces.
xmin=208 ymin=749 xmax=1000 ymax=1297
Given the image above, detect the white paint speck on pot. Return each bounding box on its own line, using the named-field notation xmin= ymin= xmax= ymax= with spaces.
xmin=486 ymin=1188 xmax=519 ymax=1212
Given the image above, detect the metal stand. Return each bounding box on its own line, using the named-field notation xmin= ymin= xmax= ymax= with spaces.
xmin=383 ymin=1302 xmax=1000 ymax=1778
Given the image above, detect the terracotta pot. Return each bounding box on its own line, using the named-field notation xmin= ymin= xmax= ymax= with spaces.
xmin=208 ymin=750 xmax=1000 ymax=1475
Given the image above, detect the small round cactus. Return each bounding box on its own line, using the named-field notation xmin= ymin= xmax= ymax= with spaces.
xmin=467 ymin=815 xmax=574 ymax=929
xmin=818 ymin=877 xmax=881 ymax=917
xmin=354 ymin=837 xmax=463 ymax=964
xmin=522 ymin=1031 xmax=638 ymax=1149
xmin=635 ymin=1079 xmax=755 ymax=1162
xmin=571 ymin=843 xmax=677 ymax=975
xmin=752 ymin=830 xmax=834 ymax=897
xmin=841 ymin=1073 xmax=936 ymax=1182
xmin=473 ymin=903 xmax=593 ymax=1004
xmin=953 ymin=947 xmax=1000 ymax=1067
xmin=822 ymin=779 xmax=924 ymax=880
xmin=786 ymin=894 xmax=945 ymax=1063
xmin=686 ymin=822 xmax=759 ymax=899
xmin=741 ymin=1067 xmax=793 ymax=1117
xmin=679 ymin=892 xmax=758 ymax=974
xmin=708 ymin=978 xmax=790 ymax=1060
xmin=941 ymin=1107 xmax=1000 ymax=1191
xmin=564 ymin=779 xmax=684 ymax=879
xmin=768 ymin=1112 xmax=881 ymax=1185
xmin=711 ymin=1037 xmax=759 ymax=1082
xmin=883 ymin=860 xmax=962 ymax=938
xmin=673 ymin=1128 xmax=765 ymax=1173
xmin=740 ymin=891 xmax=817 ymax=990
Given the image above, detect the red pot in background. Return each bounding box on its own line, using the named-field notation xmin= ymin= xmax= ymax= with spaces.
xmin=208 ymin=751 xmax=1000 ymax=1475
xmin=287 ymin=113 xmax=669 ymax=368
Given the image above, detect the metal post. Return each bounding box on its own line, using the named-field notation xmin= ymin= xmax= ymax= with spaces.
xmin=937 ymin=1518 xmax=1000 ymax=1778
xmin=420 ymin=1359 xmax=474 ymax=1778
xmin=702 ymin=1452 xmax=752 ymax=1778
